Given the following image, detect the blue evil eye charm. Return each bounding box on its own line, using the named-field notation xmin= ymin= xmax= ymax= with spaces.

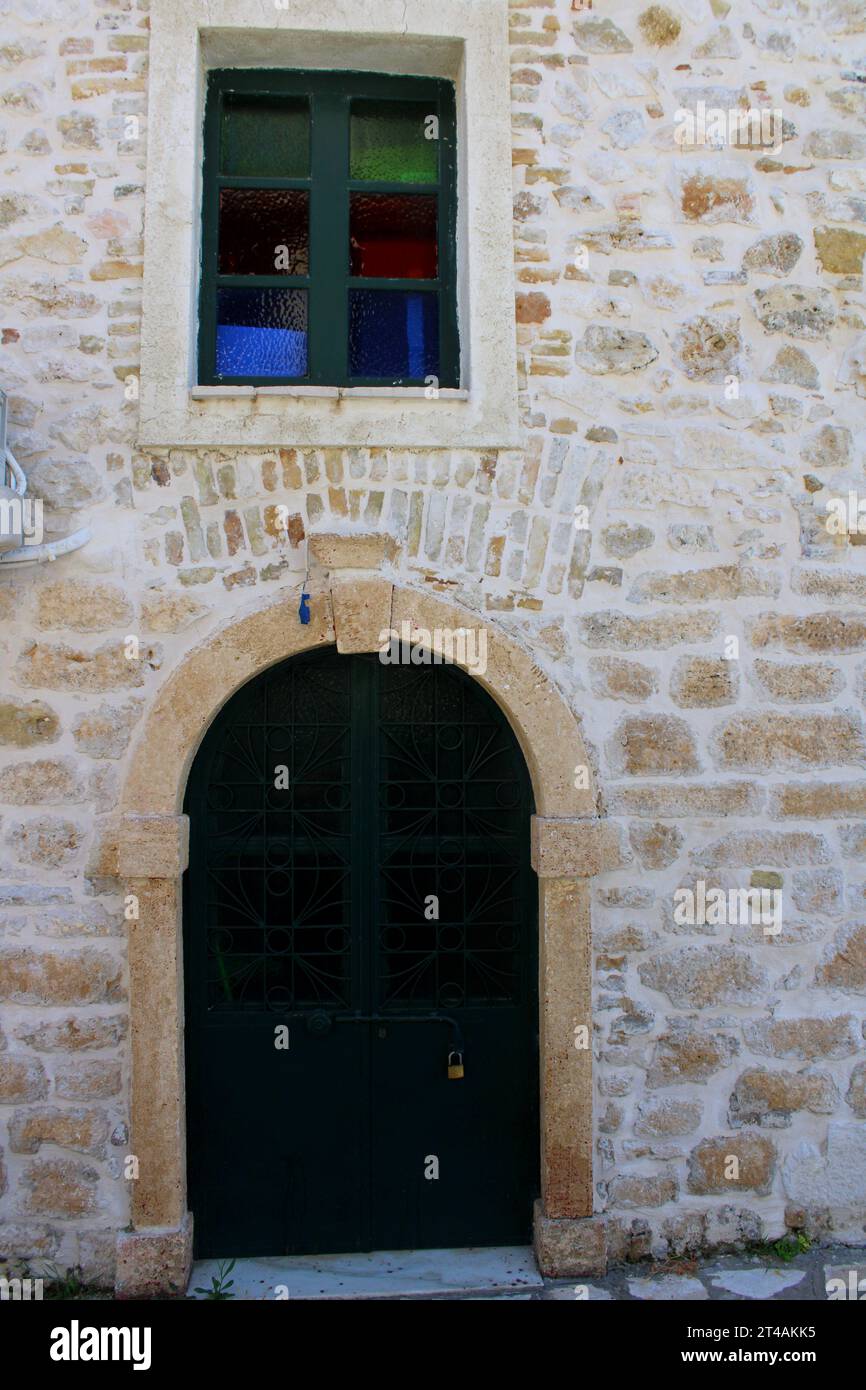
xmin=298 ymin=592 xmax=311 ymax=625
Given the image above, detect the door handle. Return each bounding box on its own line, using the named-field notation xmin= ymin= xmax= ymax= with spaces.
xmin=305 ymin=1010 xmax=333 ymax=1037
xmin=302 ymin=1009 xmax=464 ymax=1052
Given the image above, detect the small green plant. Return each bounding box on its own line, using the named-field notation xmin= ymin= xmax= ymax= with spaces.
xmin=39 ymin=1263 xmax=87 ymax=1299
xmin=771 ymin=1233 xmax=812 ymax=1263
xmin=194 ymin=1258 xmax=236 ymax=1300
xmin=744 ymin=1232 xmax=813 ymax=1264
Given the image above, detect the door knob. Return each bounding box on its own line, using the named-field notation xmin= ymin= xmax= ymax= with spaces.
xmin=306 ymin=1010 xmax=333 ymax=1037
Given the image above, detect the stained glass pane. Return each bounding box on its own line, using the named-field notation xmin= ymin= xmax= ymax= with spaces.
xmin=349 ymin=290 xmax=438 ymax=380
xmin=216 ymin=288 xmax=308 ymax=379
xmin=349 ymin=193 xmax=437 ymax=279
xmin=219 ymin=190 xmax=309 ymax=276
xmin=350 ymin=99 xmax=438 ymax=183
xmin=220 ymin=95 xmax=310 ymax=178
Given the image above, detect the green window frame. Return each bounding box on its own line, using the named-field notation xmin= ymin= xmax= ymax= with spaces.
xmin=198 ymin=69 xmax=459 ymax=389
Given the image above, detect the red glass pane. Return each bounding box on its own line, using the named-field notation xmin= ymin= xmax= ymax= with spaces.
xmin=349 ymin=193 xmax=437 ymax=280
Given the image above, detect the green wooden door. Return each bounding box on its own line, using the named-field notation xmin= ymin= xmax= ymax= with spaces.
xmin=184 ymin=647 xmax=538 ymax=1257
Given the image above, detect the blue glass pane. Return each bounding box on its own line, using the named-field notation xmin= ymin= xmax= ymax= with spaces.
xmin=216 ymin=289 xmax=308 ymax=379
xmin=349 ymin=290 xmax=438 ymax=380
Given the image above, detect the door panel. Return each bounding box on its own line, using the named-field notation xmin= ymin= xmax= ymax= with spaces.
xmin=188 ymin=1022 xmax=368 ymax=1257
xmin=370 ymin=1010 xmax=537 ymax=1250
xmin=184 ymin=647 xmax=538 ymax=1258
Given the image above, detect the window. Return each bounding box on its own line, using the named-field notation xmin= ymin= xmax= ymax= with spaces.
xmin=198 ymin=70 xmax=459 ymax=389
xmin=140 ymin=1 xmax=518 ymax=450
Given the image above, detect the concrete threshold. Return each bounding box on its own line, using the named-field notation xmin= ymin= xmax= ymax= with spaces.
xmin=188 ymin=1245 xmax=542 ymax=1300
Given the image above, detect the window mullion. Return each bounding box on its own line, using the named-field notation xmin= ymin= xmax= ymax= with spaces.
xmin=308 ymin=92 xmax=349 ymax=387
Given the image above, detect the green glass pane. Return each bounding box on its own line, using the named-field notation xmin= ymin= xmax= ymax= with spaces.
xmin=350 ymin=99 xmax=438 ymax=184
xmin=220 ymin=95 xmax=309 ymax=178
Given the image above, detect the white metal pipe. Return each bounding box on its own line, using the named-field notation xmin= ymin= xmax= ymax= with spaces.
xmin=0 ymin=525 xmax=92 ymax=564
xmin=0 ymin=444 xmax=92 ymax=564
xmin=4 ymin=444 xmax=26 ymax=495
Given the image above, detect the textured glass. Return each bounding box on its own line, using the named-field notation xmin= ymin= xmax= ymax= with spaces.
xmin=219 ymin=189 xmax=309 ymax=276
xmin=349 ymin=290 xmax=438 ymax=380
xmin=216 ymin=288 xmax=308 ymax=378
xmin=350 ymin=99 xmax=438 ymax=183
xmin=220 ymin=95 xmax=310 ymax=178
xmin=349 ymin=194 xmax=437 ymax=279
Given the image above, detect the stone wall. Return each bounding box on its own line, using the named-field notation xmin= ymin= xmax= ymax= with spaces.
xmin=1 ymin=0 xmax=866 ymax=1285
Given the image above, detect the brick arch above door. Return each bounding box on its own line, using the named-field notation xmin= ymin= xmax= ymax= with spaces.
xmin=111 ymin=534 xmax=624 ymax=1295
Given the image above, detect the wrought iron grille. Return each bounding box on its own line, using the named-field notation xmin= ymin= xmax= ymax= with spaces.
xmin=197 ymin=652 xmax=353 ymax=1011
xmin=185 ymin=646 xmax=533 ymax=1015
xmin=378 ymin=658 xmax=526 ymax=1007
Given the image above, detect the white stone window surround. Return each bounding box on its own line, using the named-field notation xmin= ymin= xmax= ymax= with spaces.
xmin=139 ymin=0 xmax=520 ymax=450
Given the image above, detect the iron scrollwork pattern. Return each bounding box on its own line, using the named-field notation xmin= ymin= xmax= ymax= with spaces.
xmin=190 ymin=647 xmax=532 ymax=1016
xmin=378 ymin=658 xmax=527 ymax=1009
xmin=200 ymin=653 xmax=353 ymax=1012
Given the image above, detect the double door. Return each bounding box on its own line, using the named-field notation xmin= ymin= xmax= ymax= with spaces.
xmin=184 ymin=647 xmax=538 ymax=1257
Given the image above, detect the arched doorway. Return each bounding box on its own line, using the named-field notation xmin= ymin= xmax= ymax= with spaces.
xmin=113 ymin=570 xmax=610 ymax=1294
xmin=183 ymin=644 xmax=539 ymax=1258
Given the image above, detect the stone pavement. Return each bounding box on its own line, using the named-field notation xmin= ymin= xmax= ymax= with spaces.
xmin=469 ymin=1246 xmax=866 ymax=1301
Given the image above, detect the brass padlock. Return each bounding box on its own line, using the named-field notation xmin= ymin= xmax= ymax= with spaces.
xmin=447 ymin=1050 xmax=464 ymax=1080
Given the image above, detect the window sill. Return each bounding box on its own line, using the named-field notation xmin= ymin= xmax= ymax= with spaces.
xmin=139 ymin=384 xmax=517 ymax=448
xmin=189 ymin=386 xmax=470 ymax=401
xmin=137 ymin=381 xmax=517 ymax=450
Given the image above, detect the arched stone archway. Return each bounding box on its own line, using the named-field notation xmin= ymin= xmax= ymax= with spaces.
xmin=113 ymin=538 xmax=622 ymax=1294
